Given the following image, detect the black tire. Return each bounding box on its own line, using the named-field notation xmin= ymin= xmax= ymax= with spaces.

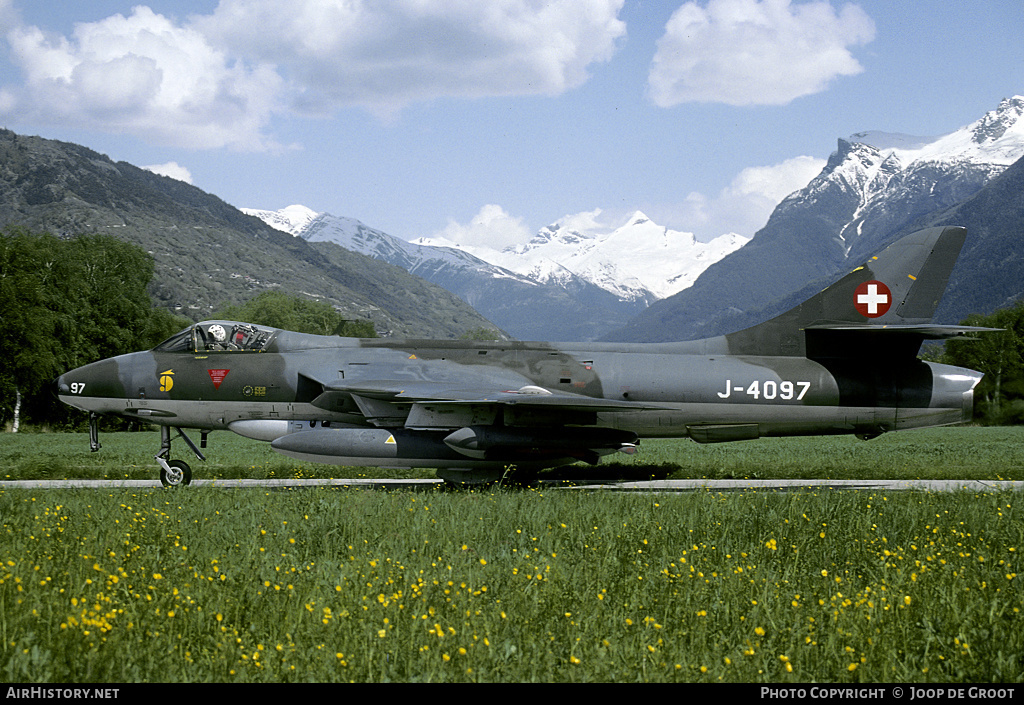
xmin=160 ymin=459 xmax=192 ymax=487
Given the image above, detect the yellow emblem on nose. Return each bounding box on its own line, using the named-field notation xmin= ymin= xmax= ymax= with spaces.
xmin=159 ymin=369 xmax=174 ymax=392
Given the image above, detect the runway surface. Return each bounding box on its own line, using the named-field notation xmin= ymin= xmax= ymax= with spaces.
xmin=2 ymin=477 xmax=1022 ymax=492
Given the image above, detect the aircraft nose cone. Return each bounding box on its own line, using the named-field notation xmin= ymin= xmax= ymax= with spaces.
xmin=54 ymin=374 xmax=70 ymax=397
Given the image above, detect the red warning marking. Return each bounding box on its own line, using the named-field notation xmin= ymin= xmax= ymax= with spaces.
xmin=854 ymin=281 xmax=892 ymax=318
xmin=208 ymin=369 xmax=230 ymax=389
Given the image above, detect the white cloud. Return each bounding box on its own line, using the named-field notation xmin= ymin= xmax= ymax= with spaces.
xmin=435 ymin=204 xmax=534 ymax=250
xmin=725 ymin=156 xmax=825 ymax=204
xmin=675 ymin=155 xmax=826 ymax=238
xmin=196 ymin=0 xmax=627 ymax=116
xmin=0 ymin=1 xmax=626 ymax=147
xmin=648 ymin=0 xmax=875 ymax=107
xmin=1 ymin=6 xmax=285 ymax=150
xmin=142 ymin=161 xmax=193 ymax=184
xmin=550 ymin=208 xmax=620 ymax=236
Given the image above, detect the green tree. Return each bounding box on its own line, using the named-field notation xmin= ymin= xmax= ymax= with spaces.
xmin=142 ymin=307 xmax=194 ymax=348
xmin=0 ymin=229 xmax=172 ymax=429
xmin=459 ymin=327 xmax=504 ymax=341
xmin=334 ymin=319 xmax=378 ymax=338
xmin=0 ymin=233 xmax=58 ymax=430
xmin=942 ymin=301 xmax=1024 ymax=424
xmin=214 ymin=291 xmax=377 ymax=337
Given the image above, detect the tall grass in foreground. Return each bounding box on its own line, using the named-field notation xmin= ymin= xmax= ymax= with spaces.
xmin=1 ymin=486 xmax=1020 ymax=682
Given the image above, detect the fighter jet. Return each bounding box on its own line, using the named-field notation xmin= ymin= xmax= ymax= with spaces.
xmin=56 ymin=226 xmax=991 ymax=486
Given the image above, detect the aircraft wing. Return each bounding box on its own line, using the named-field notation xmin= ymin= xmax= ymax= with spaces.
xmin=311 ymin=379 xmax=671 ymax=427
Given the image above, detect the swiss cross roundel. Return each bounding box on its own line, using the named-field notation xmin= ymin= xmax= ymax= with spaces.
xmin=854 ymin=280 xmax=892 ymax=318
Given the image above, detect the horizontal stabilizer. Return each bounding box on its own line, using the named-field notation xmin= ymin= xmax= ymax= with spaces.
xmin=804 ymin=324 xmax=1002 ymax=340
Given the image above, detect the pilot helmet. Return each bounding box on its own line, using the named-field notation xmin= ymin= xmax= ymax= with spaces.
xmin=208 ymin=324 xmax=227 ymax=342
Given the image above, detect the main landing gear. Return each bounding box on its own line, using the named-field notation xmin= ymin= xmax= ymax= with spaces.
xmin=156 ymin=426 xmax=207 ymax=487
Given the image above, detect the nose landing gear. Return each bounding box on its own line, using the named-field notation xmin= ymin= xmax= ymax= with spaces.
xmin=160 ymin=459 xmax=193 ymax=487
xmin=156 ymin=426 xmax=206 ymax=487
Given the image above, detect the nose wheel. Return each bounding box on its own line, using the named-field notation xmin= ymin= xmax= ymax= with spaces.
xmin=156 ymin=426 xmax=204 ymax=487
xmin=160 ymin=459 xmax=193 ymax=487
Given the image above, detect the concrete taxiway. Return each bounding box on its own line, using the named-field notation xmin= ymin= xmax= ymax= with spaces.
xmin=2 ymin=478 xmax=1021 ymax=492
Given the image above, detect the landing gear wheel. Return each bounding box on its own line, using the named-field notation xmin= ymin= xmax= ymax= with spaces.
xmin=160 ymin=459 xmax=193 ymax=487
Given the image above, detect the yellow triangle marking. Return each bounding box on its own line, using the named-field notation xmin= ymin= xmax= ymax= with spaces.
xmin=385 ymin=435 xmax=396 ymax=445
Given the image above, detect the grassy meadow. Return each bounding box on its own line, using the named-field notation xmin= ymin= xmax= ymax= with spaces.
xmin=3 ymin=425 xmax=1024 ymax=483
xmin=1 ymin=426 xmax=1022 ymax=682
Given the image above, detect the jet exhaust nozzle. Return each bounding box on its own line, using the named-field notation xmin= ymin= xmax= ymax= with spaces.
xmin=927 ymin=363 xmax=984 ymax=424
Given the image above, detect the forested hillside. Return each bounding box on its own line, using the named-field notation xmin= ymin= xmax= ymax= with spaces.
xmin=0 ymin=129 xmax=497 ymax=339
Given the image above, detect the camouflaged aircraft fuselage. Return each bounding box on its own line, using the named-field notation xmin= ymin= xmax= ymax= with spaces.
xmin=57 ymin=227 xmax=991 ymax=485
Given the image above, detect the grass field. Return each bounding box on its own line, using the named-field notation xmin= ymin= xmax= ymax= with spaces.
xmin=3 ymin=426 xmax=1024 ymax=482
xmin=1 ymin=427 xmax=1021 ymax=682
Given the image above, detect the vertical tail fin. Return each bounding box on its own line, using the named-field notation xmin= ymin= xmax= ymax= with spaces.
xmin=725 ymin=226 xmax=968 ymax=356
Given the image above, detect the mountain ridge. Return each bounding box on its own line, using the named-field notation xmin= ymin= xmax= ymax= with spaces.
xmin=0 ymin=129 xmax=497 ymax=339
xmin=244 ymin=207 xmax=650 ymax=340
xmin=5 ymin=94 xmax=1023 ymax=346
xmin=245 ymin=205 xmax=748 ymax=340
xmin=414 ymin=209 xmax=749 ymax=302
xmin=604 ymin=96 xmax=1024 ymax=342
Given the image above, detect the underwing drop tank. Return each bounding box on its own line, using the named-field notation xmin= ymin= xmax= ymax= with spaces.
xmin=267 ymin=423 xmax=637 ymax=469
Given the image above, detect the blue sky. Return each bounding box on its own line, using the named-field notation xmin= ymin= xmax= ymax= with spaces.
xmin=1 ymin=1 xmax=1021 ymax=246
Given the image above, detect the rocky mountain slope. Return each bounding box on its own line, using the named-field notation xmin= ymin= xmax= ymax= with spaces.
xmin=918 ymin=150 xmax=1024 ymax=320
xmin=606 ymin=96 xmax=1024 ymax=342
xmin=0 ymin=129 xmax=497 ymax=339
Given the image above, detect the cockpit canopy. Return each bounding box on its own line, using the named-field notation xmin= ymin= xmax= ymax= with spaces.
xmin=153 ymin=321 xmax=277 ymax=353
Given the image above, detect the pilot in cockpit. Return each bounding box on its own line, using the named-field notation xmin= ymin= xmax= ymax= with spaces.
xmin=205 ymin=324 xmax=237 ymax=350
xmin=194 ymin=322 xmax=267 ymax=352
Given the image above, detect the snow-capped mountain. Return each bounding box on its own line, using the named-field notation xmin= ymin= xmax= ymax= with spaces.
xmin=610 ymin=95 xmax=1024 ymax=342
xmin=416 ymin=212 xmax=748 ymax=301
xmin=242 ymin=207 xmax=645 ymax=340
xmin=244 ymin=206 xmax=747 ymax=340
xmin=242 ymin=207 xmax=539 ymax=287
xmin=247 ymin=96 xmax=1024 ymax=343
xmin=246 ymin=206 xmax=748 ymax=306
xmin=774 ymin=96 xmax=1024 ymax=266
xmin=242 ymin=204 xmax=319 ymax=235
